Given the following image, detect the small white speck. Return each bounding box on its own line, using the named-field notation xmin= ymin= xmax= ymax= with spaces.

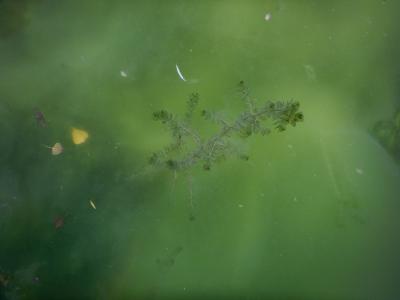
xmin=175 ymin=64 xmax=187 ymax=82
xmin=238 ymin=204 xmax=244 ymax=208
xmin=264 ymin=13 xmax=272 ymax=21
xmin=355 ymin=168 xmax=363 ymax=175
xmin=120 ymin=70 xmax=128 ymax=77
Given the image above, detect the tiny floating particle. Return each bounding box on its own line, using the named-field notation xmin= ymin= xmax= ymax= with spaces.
xmin=355 ymin=168 xmax=364 ymax=175
xmin=54 ymin=215 xmax=65 ymax=229
xmin=72 ymin=127 xmax=89 ymax=145
xmin=34 ymin=108 xmax=47 ymax=127
xmin=89 ymin=199 xmax=96 ymax=210
xmin=120 ymin=70 xmax=128 ymax=77
xmin=51 ymin=143 xmax=63 ymax=155
xmin=264 ymin=12 xmax=272 ymax=21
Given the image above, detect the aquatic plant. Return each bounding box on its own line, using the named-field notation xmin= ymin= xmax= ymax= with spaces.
xmin=371 ymin=108 xmax=400 ymax=161
xmin=150 ymin=81 xmax=304 ymax=172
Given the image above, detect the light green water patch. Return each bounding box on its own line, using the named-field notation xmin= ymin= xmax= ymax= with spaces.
xmin=106 ymin=121 xmax=400 ymax=298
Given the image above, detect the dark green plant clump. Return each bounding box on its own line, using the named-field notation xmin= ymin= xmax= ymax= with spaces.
xmin=371 ymin=108 xmax=400 ymax=161
xmin=150 ymin=81 xmax=304 ymax=171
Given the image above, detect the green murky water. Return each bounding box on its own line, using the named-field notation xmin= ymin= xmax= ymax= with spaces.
xmin=1 ymin=1 xmax=400 ymax=299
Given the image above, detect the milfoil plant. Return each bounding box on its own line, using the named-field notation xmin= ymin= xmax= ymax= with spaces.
xmin=149 ymin=81 xmax=304 ymax=172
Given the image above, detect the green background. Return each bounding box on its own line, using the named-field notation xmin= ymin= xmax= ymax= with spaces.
xmin=1 ymin=0 xmax=399 ymax=299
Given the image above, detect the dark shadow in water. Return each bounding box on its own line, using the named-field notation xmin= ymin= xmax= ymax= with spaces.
xmin=0 ymin=0 xmax=31 ymax=38
xmin=156 ymin=246 xmax=183 ymax=273
xmin=0 ymin=101 xmax=167 ymax=299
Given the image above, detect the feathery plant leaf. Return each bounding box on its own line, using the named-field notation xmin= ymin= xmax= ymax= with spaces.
xmin=150 ymin=81 xmax=304 ymax=171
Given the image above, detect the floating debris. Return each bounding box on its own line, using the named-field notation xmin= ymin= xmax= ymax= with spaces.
xmin=156 ymin=246 xmax=183 ymax=271
xmin=0 ymin=272 xmax=10 ymax=287
xmin=71 ymin=127 xmax=89 ymax=145
xmin=175 ymin=64 xmax=187 ymax=82
xmin=355 ymin=168 xmax=364 ymax=175
xmin=53 ymin=215 xmax=65 ymax=229
xmin=89 ymin=199 xmax=96 ymax=210
xmin=264 ymin=12 xmax=272 ymax=21
xmin=304 ymin=64 xmax=316 ymax=80
xmin=51 ymin=143 xmax=63 ymax=155
xmin=34 ymin=108 xmax=47 ymax=127
xmin=120 ymin=70 xmax=128 ymax=77
xmin=43 ymin=143 xmax=63 ymax=155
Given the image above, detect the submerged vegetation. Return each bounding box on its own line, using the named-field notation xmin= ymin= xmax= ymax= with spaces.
xmin=150 ymin=81 xmax=304 ymax=172
xmin=372 ymin=108 xmax=400 ymax=161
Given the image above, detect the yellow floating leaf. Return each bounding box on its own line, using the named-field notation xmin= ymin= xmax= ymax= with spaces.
xmin=72 ymin=127 xmax=89 ymax=145
xmin=51 ymin=143 xmax=63 ymax=155
xmin=89 ymin=199 xmax=96 ymax=210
